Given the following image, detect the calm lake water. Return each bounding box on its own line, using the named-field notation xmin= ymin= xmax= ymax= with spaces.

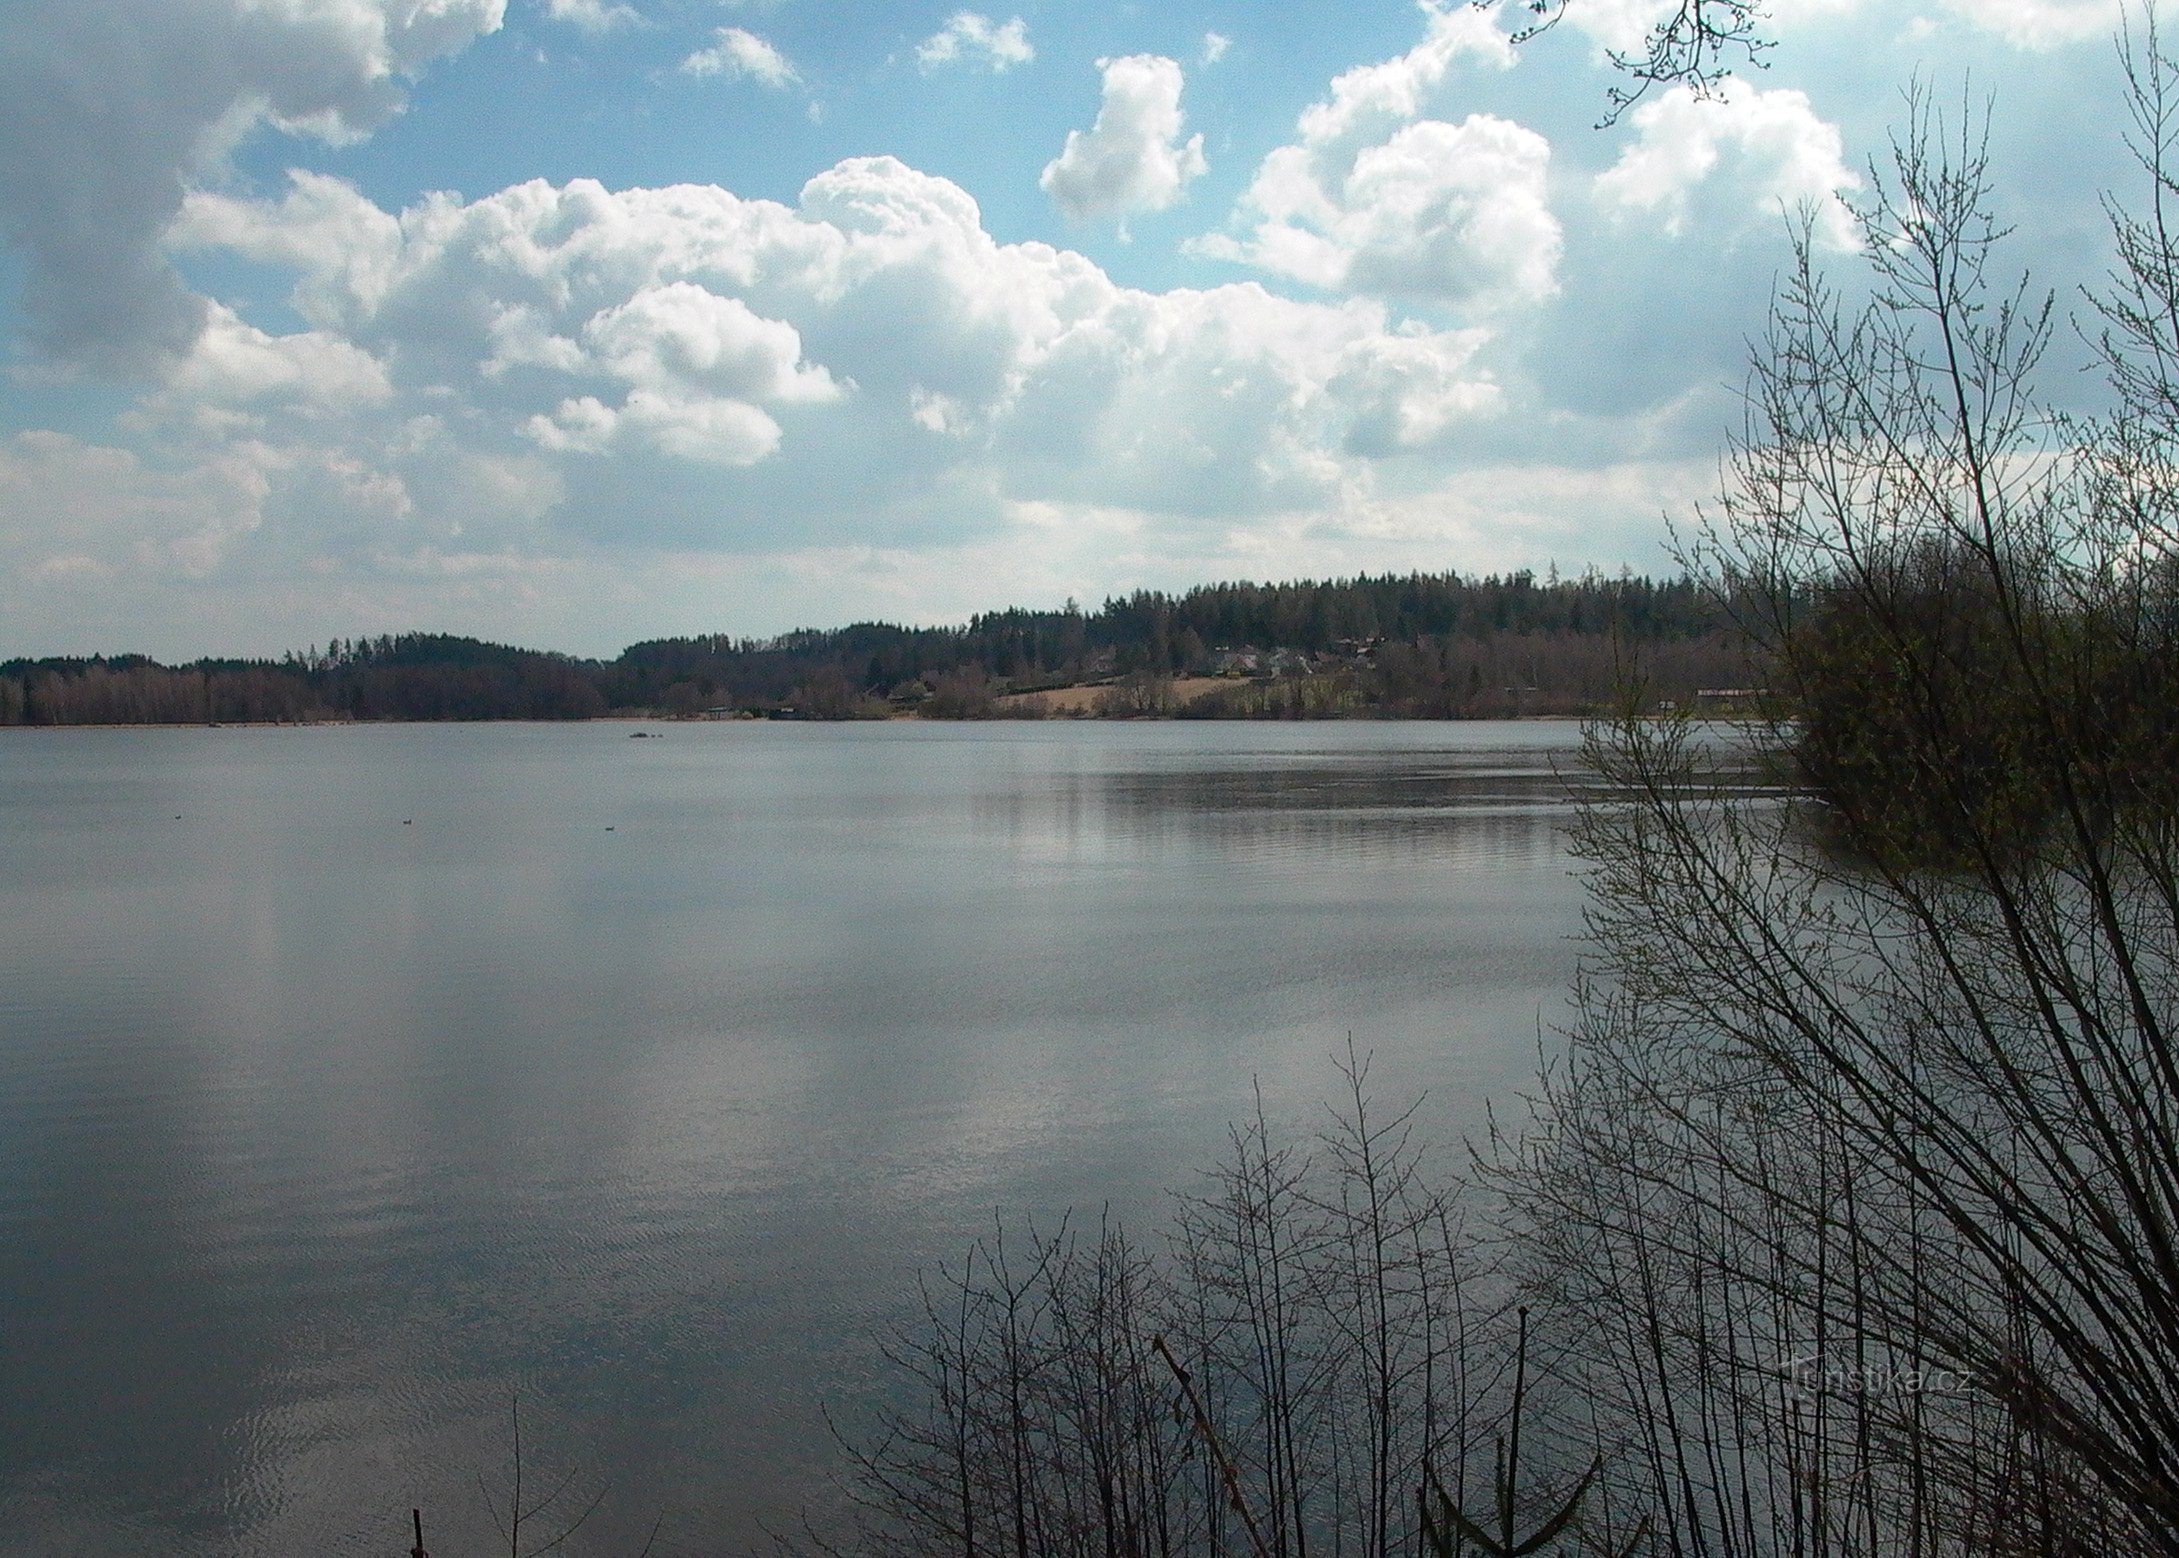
xmin=0 ymin=720 xmax=1594 ymax=1554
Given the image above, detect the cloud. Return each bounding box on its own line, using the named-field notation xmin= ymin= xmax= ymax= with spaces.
xmin=525 ymin=281 xmax=841 ymax=463
xmin=1593 ymin=80 xmax=1861 ymax=250
xmin=159 ymin=154 xmax=1505 ymax=561
xmin=542 ymin=0 xmax=641 ymax=31
xmin=612 ymin=453 xmax=1682 ymax=643
xmin=1551 ymin=0 xmax=1673 ymax=52
xmin=680 ymin=27 xmax=799 ymax=86
xmin=581 ymin=282 xmax=838 ymax=405
xmin=1557 ymin=0 xmax=1870 ymax=54
xmin=1200 ymin=115 xmax=1560 ymax=310
xmin=160 ymin=304 xmax=394 ymax=419
xmin=527 ymin=390 xmax=788 ymax=464
xmin=1296 ymin=0 xmax=1515 ymax=156
xmin=916 ymin=12 xmax=1034 ymax=72
xmin=1331 ymin=327 xmax=1501 ymax=454
xmin=0 ymin=0 xmax=503 ymax=373
xmin=1041 ymin=56 xmax=1207 ymax=227
xmin=1194 ymin=1 xmax=1557 ymax=310
xmin=1942 ymin=0 xmax=2120 ymax=48
xmin=0 ymin=430 xmax=277 ymax=583
xmin=1202 ymin=32 xmax=1231 ymax=65
xmin=0 ymin=424 xmax=584 ymax=655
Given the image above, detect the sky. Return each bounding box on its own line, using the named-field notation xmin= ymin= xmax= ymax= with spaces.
xmin=0 ymin=0 xmax=2146 ymax=658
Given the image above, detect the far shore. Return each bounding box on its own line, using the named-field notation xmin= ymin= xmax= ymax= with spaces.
xmin=0 ymin=708 xmax=1609 ymax=731
xmin=992 ymin=674 xmax=1233 ymax=714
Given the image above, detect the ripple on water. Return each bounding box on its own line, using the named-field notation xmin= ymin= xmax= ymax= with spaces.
xmin=1 ymin=721 xmax=1601 ymax=1551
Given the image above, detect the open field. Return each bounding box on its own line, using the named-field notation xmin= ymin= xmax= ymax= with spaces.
xmin=993 ymin=676 xmax=1236 ymax=714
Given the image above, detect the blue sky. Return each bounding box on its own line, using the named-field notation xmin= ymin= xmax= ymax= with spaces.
xmin=0 ymin=0 xmax=2143 ymax=657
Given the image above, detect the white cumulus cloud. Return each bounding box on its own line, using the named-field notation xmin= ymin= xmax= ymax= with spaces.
xmin=916 ymin=12 xmax=1034 ymax=72
xmin=582 ymin=283 xmax=839 ymax=404
xmin=163 ymin=154 xmax=1506 ymax=551
xmin=542 ymin=0 xmax=641 ymax=31
xmin=1041 ymin=56 xmax=1208 ymax=227
xmin=1331 ymin=326 xmax=1501 ymax=453
xmin=527 ymin=390 xmax=787 ymax=465
xmin=1201 ymin=115 xmax=1560 ymax=310
xmin=164 ymin=305 xmax=394 ymax=417
xmin=1195 ymin=1 xmax=1557 ymax=311
xmin=1297 ymin=0 xmax=1515 ymax=156
xmin=681 ymin=27 xmax=799 ymax=86
xmin=1594 ymin=81 xmax=1861 ymax=250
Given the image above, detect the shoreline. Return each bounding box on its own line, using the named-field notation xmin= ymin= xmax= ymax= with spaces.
xmin=0 ymin=709 xmax=1607 ymax=731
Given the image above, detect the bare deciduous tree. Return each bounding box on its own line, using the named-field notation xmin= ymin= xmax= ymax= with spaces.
xmin=1505 ymin=0 xmax=1772 ymax=119
xmin=823 ymin=1052 xmax=1576 ymax=1558
xmin=1502 ymin=60 xmax=2179 ymax=1557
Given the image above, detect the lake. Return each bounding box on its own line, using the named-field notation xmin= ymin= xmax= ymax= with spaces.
xmin=0 ymin=720 xmax=1594 ymax=1554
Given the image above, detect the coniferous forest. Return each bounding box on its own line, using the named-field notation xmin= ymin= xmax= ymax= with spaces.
xmin=0 ymin=569 xmax=1750 ymax=725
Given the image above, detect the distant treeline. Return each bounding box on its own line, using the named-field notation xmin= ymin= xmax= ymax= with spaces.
xmin=0 ymin=569 xmax=1749 ymax=725
xmin=0 ymin=637 xmax=607 ymax=725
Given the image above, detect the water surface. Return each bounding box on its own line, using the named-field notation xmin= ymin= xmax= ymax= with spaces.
xmin=0 ymin=720 xmax=1591 ymax=1553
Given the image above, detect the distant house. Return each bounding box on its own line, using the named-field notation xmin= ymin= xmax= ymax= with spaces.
xmin=1207 ymin=645 xmax=1328 ymax=679
xmin=1693 ymin=688 xmax=1769 ymax=713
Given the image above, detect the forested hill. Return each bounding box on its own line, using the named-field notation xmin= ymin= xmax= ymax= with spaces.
xmin=0 ymin=569 xmax=1749 ymax=725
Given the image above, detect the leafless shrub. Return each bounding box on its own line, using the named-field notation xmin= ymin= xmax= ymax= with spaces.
xmin=818 ymin=1049 xmax=1614 ymax=1558
xmin=1493 ymin=67 xmax=2179 ymax=1558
